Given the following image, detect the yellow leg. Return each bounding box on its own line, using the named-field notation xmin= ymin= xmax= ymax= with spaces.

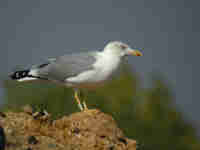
xmin=74 ymin=91 xmax=83 ymax=111
xmin=83 ymin=101 xmax=88 ymax=111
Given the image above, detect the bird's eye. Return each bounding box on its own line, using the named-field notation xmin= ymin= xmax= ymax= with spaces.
xmin=120 ymin=45 xmax=127 ymax=50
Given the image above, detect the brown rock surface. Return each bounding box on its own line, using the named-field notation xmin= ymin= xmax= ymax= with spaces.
xmin=0 ymin=109 xmax=137 ymax=150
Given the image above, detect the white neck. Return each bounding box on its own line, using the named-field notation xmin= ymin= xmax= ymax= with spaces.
xmin=95 ymin=49 xmax=122 ymax=75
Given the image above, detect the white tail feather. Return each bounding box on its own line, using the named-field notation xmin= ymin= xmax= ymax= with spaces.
xmin=17 ymin=77 xmax=37 ymax=82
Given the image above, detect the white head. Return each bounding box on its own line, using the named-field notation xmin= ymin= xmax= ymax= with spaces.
xmin=103 ymin=41 xmax=143 ymax=57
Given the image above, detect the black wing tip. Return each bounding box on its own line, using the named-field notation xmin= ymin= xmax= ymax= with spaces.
xmin=9 ymin=70 xmax=30 ymax=80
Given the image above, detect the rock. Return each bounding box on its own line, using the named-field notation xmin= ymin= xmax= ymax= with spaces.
xmin=47 ymin=143 xmax=57 ymax=149
xmin=0 ymin=112 xmax=6 ymax=118
xmin=0 ymin=109 xmax=137 ymax=150
xmin=0 ymin=126 xmax=6 ymax=150
xmin=27 ymin=136 xmax=38 ymax=145
xmin=23 ymin=105 xmax=33 ymax=115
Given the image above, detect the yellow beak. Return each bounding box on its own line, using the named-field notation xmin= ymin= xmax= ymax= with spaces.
xmin=128 ymin=49 xmax=143 ymax=56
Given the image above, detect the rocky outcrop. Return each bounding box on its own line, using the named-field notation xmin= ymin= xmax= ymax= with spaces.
xmin=0 ymin=108 xmax=137 ymax=150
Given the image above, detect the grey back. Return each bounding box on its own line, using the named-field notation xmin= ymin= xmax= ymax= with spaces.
xmin=37 ymin=51 xmax=98 ymax=81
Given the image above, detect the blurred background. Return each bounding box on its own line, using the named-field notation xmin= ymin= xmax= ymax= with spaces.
xmin=0 ymin=0 xmax=199 ymax=149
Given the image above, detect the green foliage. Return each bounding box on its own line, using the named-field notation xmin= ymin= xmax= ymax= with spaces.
xmin=2 ymin=65 xmax=200 ymax=150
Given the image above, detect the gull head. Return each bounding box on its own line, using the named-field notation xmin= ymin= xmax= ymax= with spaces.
xmin=103 ymin=41 xmax=143 ymax=57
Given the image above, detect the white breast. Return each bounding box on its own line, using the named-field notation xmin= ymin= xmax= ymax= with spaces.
xmin=93 ymin=52 xmax=121 ymax=80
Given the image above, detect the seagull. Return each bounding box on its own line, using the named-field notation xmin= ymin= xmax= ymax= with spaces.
xmin=9 ymin=41 xmax=143 ymax=111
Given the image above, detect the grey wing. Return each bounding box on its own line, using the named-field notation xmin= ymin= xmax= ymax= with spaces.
xmin=36 ymin=51 xmax=98 ymax=81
